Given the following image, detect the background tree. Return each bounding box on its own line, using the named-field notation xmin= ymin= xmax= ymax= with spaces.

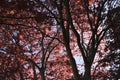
xmin=107 ymin=7 xmax=120 ymax=79
xmin=0 ymin=0 xmax=61 ymax=79
xmin=93 ymin=6 xmax=120 ymax=80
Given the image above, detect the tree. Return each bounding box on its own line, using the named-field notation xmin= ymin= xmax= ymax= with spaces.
xmin=95 ymin=6 xmax=120 ymax=79
xmin=107 ymin=7 xmax=120 ymax=79
xmin=44 ymin=0 xmax=117 ymax=80
xmin=90 ymin=6 xmax=120 ymax=80
xmin=0 ymin=0 xmax=60 ymax=79
xmin=0 ymin=0 xmax=119 ymax=80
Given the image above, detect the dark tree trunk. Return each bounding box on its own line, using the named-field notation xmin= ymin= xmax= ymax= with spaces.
xmin=83 ymin=63 xmax=92 ymax=80
xmin=66 ymin=46 xmax=80 ymax=80
xmin=70 ymin=57 xmax=80 ymax=80
xmin=32 ymin=64 xmax=37 ymax=80
xmin=19 ymin=71 xmax=24 ymax=80
xmin=40 ymin=68 xmax=46 ymax=80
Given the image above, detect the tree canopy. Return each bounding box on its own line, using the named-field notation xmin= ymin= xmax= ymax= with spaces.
xmin=0 ymin=0 xmax=120 ymax=80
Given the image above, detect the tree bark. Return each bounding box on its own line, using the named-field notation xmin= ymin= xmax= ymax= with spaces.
xmin=70 ymin=57 xmax=80 ymax=80
xmin=40 ymin=68 xmax=46 ymax=80
xmin=84 ymin=63 xmax=92 ymax=80
xmin=32 ymin=64 xmax=37 ymax=80
xmin=66 ymin=46 xmax=80 ymax=80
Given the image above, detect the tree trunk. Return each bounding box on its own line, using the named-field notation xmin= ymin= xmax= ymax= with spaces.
xmin=32 ymin=64 xmax=37 ymax=80
xmin=40 ymin=68 xmax=46 ymax=80
xmin=69 ymin=57 xmax=80 ymax=80
xmin=66 ymin=47 xmax=80 ymax=80
xmin=84 ymin=63 xmax=92 ymax=80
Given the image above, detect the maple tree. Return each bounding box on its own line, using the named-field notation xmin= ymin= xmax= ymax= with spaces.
xmin=0 ymin=0 xmax=120 ymax=80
